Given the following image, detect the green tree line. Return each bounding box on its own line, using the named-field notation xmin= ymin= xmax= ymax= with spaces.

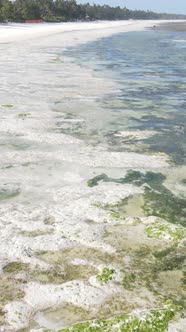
xmin=0 ymin=0 xmax=185 ymax=22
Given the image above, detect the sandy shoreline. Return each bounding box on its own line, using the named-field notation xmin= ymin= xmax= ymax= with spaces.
xmin=0 ymin=20 xmax=185 ymax=43
xmin=0 ymin=20 xmax=178 ymax=45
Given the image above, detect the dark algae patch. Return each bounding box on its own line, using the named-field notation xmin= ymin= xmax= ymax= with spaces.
xmin=152 ymin=243 xmax=186 ymax=273
xmin=1 ymin=104 xmax=14 ymax=108
xmin=130 ymin=241 xmax=186 ymax=303
xmin=0 ymin=262 xmax=26 ymax=319
xmin=88 ymin=171 xmax=166 ymax=188
xmin=131 ymin=114 xmax=186 ymax=165
xmin=122 ymin=273 xmax=136 ymax=290
xmin=88 ymin=170 xmax=186 ymax=226
xmin=88 ymin=174 xmax=110 ymax=187
xmin=3 ymin=262 xmax=29 ymax=273
xmin=138 ymin=172 xmax=186 ymax=226
xmin=87 ymin=172 xmax=142 ymax=187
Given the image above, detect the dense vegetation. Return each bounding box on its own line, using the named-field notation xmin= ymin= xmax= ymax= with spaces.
xmin=0 ymin=0 xmax=186 ymax=22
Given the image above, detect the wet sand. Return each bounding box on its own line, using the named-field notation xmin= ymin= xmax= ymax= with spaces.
xmin=154 ymin=20 xmax=186 ymax=32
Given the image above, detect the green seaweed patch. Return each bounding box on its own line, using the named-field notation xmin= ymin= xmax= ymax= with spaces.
xmin=45 ymin=301 xmax=181 ymax=332
xmin=127 ymin=171 xmax=186 ymax=225
xmin=87 ymin=171 xmax=165 ymax=189
xmin=17 ymin=113 xmax=31 ymax=117
xmin=36 ymin=247 xmax=114 ymax=266
xmin=32 ymin=269 xmax=65 ymax=284
xmin=145 ymin=222 xmax=186 ymax=241
xmin=123 ymin=170 xmax=165 ymax=188
xmin=2 ymin=104 xmax=13 ymax=108
xmin=103 ymin=198 xmax=128 ymax=221
xmin=89 ymin=170 xmax=186 ymax=226
xmin=96 ymin=267 xmax=115 ymax=284
xmin=143 ymin=186 xmax=186 ymax=226
xmin=131 ymin=217 xmax=141 ymax=225
xmin=127 ymin=242 xmax=186 ymax=301
xmin=108 ymin=209 xmax=123 ymax=220
xmin=155 ymin=250 xmax=186 ymax=273
xmin=153 ymin=246 xmax=176 ymax=259
xmin=103 ymin=196 xmax=142 ymax=224
xmin=107 ymin=209 xmax=141 ymax=225
xmin=36 ymin=249 xmax=99 ymax=282
xmin=3 ymin=260 xmax=66 ymax=285
xmin=3 ymin=261 xmax=29 ymax=273
xmin=87 ymin=173 xmax=127 ymax=187
xmin=88 ymin=174 xmax=109 ymax=187
xmin=0 ymin=273 xmax=25 ymax=308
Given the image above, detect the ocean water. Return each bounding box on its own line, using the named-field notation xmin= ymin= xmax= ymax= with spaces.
xmin=65 ymin=30 xmax=186 ymax=164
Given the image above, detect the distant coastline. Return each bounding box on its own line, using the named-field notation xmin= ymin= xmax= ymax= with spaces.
xmin=0 ymin=0 xmax=186 ymax=23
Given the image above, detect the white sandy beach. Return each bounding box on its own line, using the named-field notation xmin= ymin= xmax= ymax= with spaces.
xmin=0 ymin=20 xmax=185 ymax=331
xmin=0 ymin=20 xmax=172 ymax=44
xmin=0 ymin=21 xmax=146 ymax=42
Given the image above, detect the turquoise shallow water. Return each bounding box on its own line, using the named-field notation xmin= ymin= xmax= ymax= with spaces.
xmin=65 ymin=30 xmax=186 ymax=164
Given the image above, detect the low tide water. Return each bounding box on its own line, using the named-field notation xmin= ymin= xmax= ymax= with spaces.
xmin=65 ymin=29 xmax=186 ymax=164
